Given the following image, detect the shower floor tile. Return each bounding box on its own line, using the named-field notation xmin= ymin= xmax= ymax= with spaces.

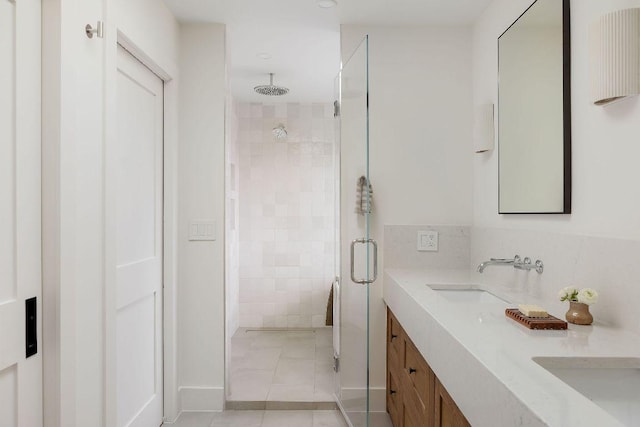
xmin=228 ymin=328 xmax=335 ymax=403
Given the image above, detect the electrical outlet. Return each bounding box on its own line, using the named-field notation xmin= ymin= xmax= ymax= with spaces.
xmin=417 ymin=230 xmax=438 ymax=252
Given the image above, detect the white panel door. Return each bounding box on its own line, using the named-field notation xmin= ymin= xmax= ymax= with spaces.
xmin=116 ymin=45 xmax=164 ymax=427
xmin=0 ymin=0 xmax=42 ymax=426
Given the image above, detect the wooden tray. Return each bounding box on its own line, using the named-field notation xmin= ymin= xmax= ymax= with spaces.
xmin=505 ymin=308 xmax=567 ymax=330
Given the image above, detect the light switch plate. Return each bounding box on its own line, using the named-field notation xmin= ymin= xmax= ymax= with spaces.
xmin=189 ymin=220 xmax=216 ymax=241
xmin=417 ymin=230 xmax=438 ymax=252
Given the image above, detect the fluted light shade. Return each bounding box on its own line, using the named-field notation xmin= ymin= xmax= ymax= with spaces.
xmin=473 ymin=104 xmax=494 ymax=153
xmin=590 ymin=8 xmax=640 ymax=106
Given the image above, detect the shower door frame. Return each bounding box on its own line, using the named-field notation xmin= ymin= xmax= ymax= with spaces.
xmin=335 ymin=35 xmax=375 ymax=427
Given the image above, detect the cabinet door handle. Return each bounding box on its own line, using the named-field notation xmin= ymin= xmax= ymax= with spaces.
xmin=390 ymin=389 xmax=397 ymax=395
xmin=408 ymin=367 xmax=417 ymax=374
xmin=391 ymin=334 xmax=398 ymax=340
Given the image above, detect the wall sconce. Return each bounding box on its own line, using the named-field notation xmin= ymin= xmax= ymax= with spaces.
xmin=590 ymin=8 xmax=640 ymax=106
xmin=473 ymin=103 xmax=494 ymax=153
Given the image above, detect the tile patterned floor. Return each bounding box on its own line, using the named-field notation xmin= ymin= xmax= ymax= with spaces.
xmin=166 ymin=410 xmax=348 ymax=427
xmin=228 ymin=328 xmax=335 ymax=403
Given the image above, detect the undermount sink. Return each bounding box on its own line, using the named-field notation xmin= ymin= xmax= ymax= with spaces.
xmin=533 ymin=357 xmax=640 ymax=425
xmin=427 ymin=284 xmax=509 ymax=304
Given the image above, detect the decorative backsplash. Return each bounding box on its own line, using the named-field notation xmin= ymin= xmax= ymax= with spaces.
xmin=383 ymin=225 xmax=471 ymax=270
xmin=471 ymin=227 xmax=640 ymax=336
xmin=383 ymin=224 xmax=640 ymax=336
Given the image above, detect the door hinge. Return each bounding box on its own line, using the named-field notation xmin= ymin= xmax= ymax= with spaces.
xmin=333 ymin=100 xmax=340 ymax=117
xmin=333 ymin=355 xmax=340 ymax=372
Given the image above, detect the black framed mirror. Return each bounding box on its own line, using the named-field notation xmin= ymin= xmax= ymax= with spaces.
xmin=498 ymin=0 xmax=571 ymax=214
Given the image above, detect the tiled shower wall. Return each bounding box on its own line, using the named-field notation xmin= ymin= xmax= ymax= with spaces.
xmin=238 ymin=102 xmax=336 ymax=328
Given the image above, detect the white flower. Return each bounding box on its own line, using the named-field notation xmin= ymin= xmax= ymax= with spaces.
xmin=558 ymin=286 xmax=578 ymax=302
xmin=577 ymin=288 xmax=598 ymax=305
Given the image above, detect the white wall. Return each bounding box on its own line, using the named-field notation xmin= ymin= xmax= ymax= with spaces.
xmin=467 ymin=0 xmax=640 ymax=359
xmin=177 ymin=23 xmax=227 ymax=412
xmin=43 ymin=0 xmax=108 ymax=424
xmin=342 ymin=26 xmax=474 ymax=227
xmin=473 ymin=0 xmax=640 ymax=239
xmin=112 ymin=0 xmax=179 ymax=76
xmin=42 ymin=0 xmax=180 ymax=424
xmin=42 ymin=1 xmax=90 ymax=424
xmin=340 ymin=25 xmax=474 ymax=405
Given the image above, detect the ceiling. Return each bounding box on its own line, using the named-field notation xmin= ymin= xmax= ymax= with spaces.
xmin=163 ymin=0 xmax=493 ymax=103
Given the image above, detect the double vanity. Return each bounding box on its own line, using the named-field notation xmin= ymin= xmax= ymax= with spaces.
xmin=383 ymin=269 xmax=640 ymax=426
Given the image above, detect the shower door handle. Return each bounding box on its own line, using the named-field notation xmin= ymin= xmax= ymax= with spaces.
xmin=350 ymin=238 xmax=378 ymax=285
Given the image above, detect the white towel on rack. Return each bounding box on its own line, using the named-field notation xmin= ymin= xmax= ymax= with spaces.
xmin=355 ymin=175 xmax=373 ymax=215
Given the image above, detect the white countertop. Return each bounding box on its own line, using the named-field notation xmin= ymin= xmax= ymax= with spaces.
xmin=383 ymin=268 xmax=640 ymax=427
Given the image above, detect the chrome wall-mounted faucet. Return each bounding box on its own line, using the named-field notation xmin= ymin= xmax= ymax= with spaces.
xmin=514 ymin=257 xmax=544 ymax=274
xmin=477 ymin=254 xmax=543 ymax=274
xmin=477 ymin=255 xmax=519 ymax=273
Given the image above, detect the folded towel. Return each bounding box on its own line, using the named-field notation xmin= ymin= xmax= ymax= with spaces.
xmin=355 ymin=176 xmax=373 ymax=215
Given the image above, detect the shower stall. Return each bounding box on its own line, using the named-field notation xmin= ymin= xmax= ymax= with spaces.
xmin=224 ymin=36 xmax=379 ymax=426
xmin=225 ymin=99 xmax=338 ymax=405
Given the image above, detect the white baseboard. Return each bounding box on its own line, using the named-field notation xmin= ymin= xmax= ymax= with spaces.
xmin=179 ymin=386 xmax=225 ymax=411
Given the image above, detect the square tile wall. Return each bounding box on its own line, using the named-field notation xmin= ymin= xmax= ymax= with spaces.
xmin=238 ymin=102 xmax=336 ymax=328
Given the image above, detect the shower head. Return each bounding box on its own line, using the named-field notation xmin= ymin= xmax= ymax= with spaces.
xmin=254 ymin=73 xmax=289 ymax=96
xmin=272 ymin=124 xmax=287 ymax=139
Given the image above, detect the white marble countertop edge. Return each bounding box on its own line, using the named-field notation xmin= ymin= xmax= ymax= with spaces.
xmin=383 ymin=268 xmax=639 ymax=427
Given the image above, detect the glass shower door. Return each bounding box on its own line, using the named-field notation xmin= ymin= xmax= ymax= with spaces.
xmin=337 ymin=35 xmax=374 ymax=427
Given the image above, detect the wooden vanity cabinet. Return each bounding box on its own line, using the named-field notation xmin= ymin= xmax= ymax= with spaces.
xmin=387 ymin=308 xmax=470 ymax=427
xmin=434 ymin=378 xmax=471 ymax=427
xmin=402 ymin=337 xmax=435 ymax=427
xmin=386 ymin=310 xmax=405 ymax=427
